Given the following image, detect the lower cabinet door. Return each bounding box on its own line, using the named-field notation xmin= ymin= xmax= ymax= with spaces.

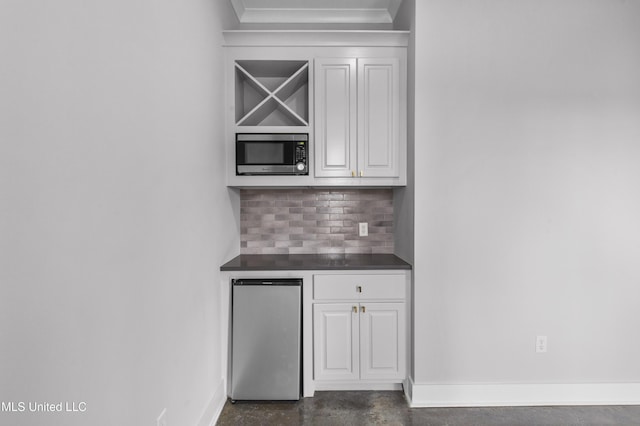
xmin=313 ymin=303 xmax=360 ymax=381
xmin=359 ymin=303 xmax=406 ymax=380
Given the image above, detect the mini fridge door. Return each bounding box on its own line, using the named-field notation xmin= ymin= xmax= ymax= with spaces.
xmin=230 ymin=279 xmax=302 ymax=401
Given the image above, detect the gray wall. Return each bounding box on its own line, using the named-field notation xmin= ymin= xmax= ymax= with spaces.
xmin=413 ymin=0 xmax=640 ymax=384
xmin=392 ymin=0 xmax=416 ymax=380
xmin=0 ymin=1 xmax=239 ymax=425
xmin=392 ymin=0 xmax=415 ymax=264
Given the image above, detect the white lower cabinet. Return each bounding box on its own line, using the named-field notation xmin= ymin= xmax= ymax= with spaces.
xmin=313 ymin=274 xmax=407 ymax=387
xmin=314 ymin=302 xmax=405 ymax=382
xmin=360 ymin=302 xmax=405 ymax=380
xmin=313 ymin=303 xmax=360 ymax=381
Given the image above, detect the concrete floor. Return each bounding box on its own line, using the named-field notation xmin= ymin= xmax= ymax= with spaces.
xmin=216 ymin=391 xmax=640 ymax=425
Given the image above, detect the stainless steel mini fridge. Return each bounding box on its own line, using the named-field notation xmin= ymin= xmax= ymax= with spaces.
xmin=230 ymin=278 xmax=302 ymax=401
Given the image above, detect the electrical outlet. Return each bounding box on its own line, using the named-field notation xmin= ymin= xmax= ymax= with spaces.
xmin=359 ymin=222 xmax=368 ymax=237
xmin=157 ymin=408 xmax=167 ymax=426
xmin=536 ymin=335 xmax=548 ymax=353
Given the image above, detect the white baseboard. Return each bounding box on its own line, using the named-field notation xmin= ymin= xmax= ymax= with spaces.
xmin=406 ymin=378 xmax=640 ymax=407
xmin=314 ymin=382 xmax=403 ymax=391
xmin=196 ymin=379 xmax=227 ymax=426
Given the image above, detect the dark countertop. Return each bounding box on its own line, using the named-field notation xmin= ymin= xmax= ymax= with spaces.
xmin=220 ymin=254 xmax=412 ymax=271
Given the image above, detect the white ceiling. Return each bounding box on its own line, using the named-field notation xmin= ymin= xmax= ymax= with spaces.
xmin=230 ymin=0 xmax=403 ymax=24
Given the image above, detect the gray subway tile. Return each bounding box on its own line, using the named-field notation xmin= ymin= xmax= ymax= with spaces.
xmin=240 ymin=188 xmax=395 ymax=254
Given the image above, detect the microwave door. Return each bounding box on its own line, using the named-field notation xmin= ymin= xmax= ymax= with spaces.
xmin=244 ymin=142 xmax=285 ymax=165
xmin=237 ymin=142 xmax=288 ymax=175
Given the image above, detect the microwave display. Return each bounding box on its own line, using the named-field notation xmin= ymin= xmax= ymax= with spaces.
xmin=236 ymin=133 xmax=308 ymax=176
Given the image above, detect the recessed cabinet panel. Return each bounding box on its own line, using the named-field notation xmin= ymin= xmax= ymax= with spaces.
xmin=358 ymin=58 xmax=400 ymax=178
xmin=314 ymin=58 xmax=357 ymax=177
xmin=314 ymin=304 xmax=359 ymax=381
xmin=325 ymin=68 xmax=351 ymax=168
xmin=360 ymin=303 xmax=405 ymax=380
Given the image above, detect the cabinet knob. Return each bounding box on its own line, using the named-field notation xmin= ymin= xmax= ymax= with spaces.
xmin=361 ymin=306 xmax=366 ymax=313
xmin=356 ymin=285 xmax=362 ymax=293
xmin=352 ymin=306 xmax=358 ymax=313
xmin=351 ymin=170 xmax=355 ymax=177
xmin=359 ymin=170 xmax=364 ymax=177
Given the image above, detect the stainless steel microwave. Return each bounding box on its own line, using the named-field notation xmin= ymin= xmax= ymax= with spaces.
xmin=236 ymin=133 xmax=308 ymax=176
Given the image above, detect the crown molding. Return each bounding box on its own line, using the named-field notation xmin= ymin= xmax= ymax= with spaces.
xmin=222 ymin=30 xmax=409 ymax=47
xmin=230 ymin=0 xmax=403 ymax=24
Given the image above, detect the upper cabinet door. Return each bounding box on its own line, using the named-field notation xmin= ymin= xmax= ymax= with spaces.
xmin=357 ymin=58 xmax=400 ymax=178
xmin=314 ymin=58 xmax=357 ymax=177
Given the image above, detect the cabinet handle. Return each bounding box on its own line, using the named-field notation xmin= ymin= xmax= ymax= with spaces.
xmin=352 ymin=306 xmax=358 ymax=313
xmin=359 ymin=170 xmax=364 ymax=177
xmin=361 ymin=306 xmax=366 ymax=313
xmin=351 ymin=170 xmax=355 ymax=177
xmin=356 ymin=285 xmax=362 ymax=293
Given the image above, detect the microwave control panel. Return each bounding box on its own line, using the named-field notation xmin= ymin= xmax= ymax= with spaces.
xmin=295 ymin=142 xmax=307 ymax=172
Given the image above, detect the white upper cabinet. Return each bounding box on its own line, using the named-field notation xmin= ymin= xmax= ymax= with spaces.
xmin=223 ymin=31 xmax=407 ymax=187
xmin=358 ymin=58 xmax=400 ymax=178
xmin=315 ymin=57 xmax=401 ymax=180
xmin=314 ymin=58 xmax=358 ymax=177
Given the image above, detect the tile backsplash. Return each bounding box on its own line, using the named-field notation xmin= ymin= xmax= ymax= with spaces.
xmin=241 ymin=189 xmax=394 ymax=254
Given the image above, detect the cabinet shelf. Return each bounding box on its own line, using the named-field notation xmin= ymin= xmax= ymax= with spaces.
xmin=235 ymin=60 xmax=309 ymax=126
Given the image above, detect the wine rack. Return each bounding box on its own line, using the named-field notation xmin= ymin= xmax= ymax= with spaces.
xmin=234 ymin=60 xmax=309 ymax=127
